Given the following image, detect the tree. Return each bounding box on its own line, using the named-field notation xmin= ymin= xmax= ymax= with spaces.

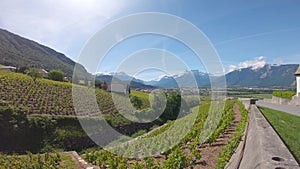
xmin=17 ymin=66 xmax=29 ymax=74
xmin=95 ymin=79 xmax=102 ymax=88
xmin=27 ymin=68 xmax=41 ymax=82
xmin=48 ymin=70 xmax=64 ymax=82
xmin=162 ymin=93 xmax=182 ymax=120
xmin=130 ymin=96 xmax=143 ymax=109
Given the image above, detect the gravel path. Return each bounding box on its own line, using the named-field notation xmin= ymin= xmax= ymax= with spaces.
xmin=257 ymin=101 xmax=300 ymax=116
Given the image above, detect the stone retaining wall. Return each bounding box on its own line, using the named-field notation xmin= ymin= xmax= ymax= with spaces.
xmin=264 ymin=96 xmax=300 ymax=106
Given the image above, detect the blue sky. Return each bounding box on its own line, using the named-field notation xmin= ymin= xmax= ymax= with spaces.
xmin=0 ymin=0 xmax=299 ymax=80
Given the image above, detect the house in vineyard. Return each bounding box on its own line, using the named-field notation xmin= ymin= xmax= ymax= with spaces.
xmin=0 ymin=65 xmax=16 ymax=72
xmin=289 ymin=65 xmax=300 ymax=105
xmin=38 ymin=69 xmax=48 ymax=78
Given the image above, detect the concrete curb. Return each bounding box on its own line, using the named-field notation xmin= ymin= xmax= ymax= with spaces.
xmin=237 ymin=100 xmax=299 ymax=169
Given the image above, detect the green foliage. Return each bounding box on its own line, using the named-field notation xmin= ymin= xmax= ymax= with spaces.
xmin=27 ymin=68 xmax=42 ymax=82
xmin=131 ymin=129 xmax=147 ymax=138
xmin=0 ymin=152 xmax=61 ymax=169
xmin=0 ymin=71 xmax=121 ymax=115
xmin=272 ymin=91 xmax=296 ymax=100
xmin=163 ymin=148 xmax=187 ymax=169
xmin=0 ymin=100 xmax=98 ymax=153
xmin=16 ymin=66 xmax=29 ymax=74
xmin=130 ymin=90 xmax=150 ymax=109
xmin=83 ymin=102 xmax=225 ymax=168
xmin=130 ymin=96 xmax=143 ymax=109
xmin=206 ymin=100 xmax=235 ymax=144
xmin=215 ymin=100 xmax=248 ymax=169
xmin=95 ymin=79 xmax=102 ymax=88
xmin=162 ymin=93 xmax=182 ymax=120
xmin=259 ymin=106 xmax=300 ymax=162
xmin=48 ymin=70 xmax=64 ymax=81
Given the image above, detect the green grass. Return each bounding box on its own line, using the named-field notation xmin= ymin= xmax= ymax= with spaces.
xmin=59 ymin=154 xmax=78 ymax=169
xmin=230 ymin=93 xmax=272 ymax=99
xmin=258 ymin=106 xmax=300 ymax=162
xmin=130 ymin=90 xmax=150 ymax=109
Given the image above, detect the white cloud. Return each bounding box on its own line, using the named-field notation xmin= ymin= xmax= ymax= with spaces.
xmin=0 ymin=0 xmax=133 ymax=59
xmin=228 ymin=56 xmax=267 ymax=72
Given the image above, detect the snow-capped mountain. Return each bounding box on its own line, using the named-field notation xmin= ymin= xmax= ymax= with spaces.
xmin=144 ymin=70 xmax=210 ymax=88
xmin=225 ymin=64 xmax=298 ymax=87
xmin=96 ymin=64 xmax=299 ymax=89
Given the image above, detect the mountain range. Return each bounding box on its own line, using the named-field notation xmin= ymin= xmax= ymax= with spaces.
xmin=97 ymin=64 xmax=298 ymax=88
xmin=0 ymin=28 xmax=298 ymax=88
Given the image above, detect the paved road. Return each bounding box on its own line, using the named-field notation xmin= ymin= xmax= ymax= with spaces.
xmin=257 ymin=101 xmax=300 ymax=117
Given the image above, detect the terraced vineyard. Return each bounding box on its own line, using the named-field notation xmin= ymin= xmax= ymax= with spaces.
xmin=0 ymin=71 xmax=248 ymax=168
xmin=83 ymin=100 xmax=248 ymax=169
xmin=0 ymin=152 xmax=62 ymax=169
xmin=0 ymin=71 xmax=135 ymax=116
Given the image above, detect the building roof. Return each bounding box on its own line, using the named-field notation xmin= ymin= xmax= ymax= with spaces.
xmin=0 ymin=66 xmax=16 ymax=69
xmin=295 ymin=66 xmax=300 ymax=76
xmin=38 ymin=69 xmax=48 ymax=74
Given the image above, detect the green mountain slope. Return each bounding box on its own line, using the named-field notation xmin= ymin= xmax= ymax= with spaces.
xmin=0 ymin=28 xmax=87 ymax=77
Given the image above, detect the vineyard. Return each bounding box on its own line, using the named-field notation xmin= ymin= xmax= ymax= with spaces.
xmin=0 ymin=71 xmax=119 ymax=115
xmin=83 ymin=100 xmax=248 ymax=169
xmin=0 ymin=71 xmax=249 ymax=168
xmin=0 ymin=152 xmax=62 ymax=169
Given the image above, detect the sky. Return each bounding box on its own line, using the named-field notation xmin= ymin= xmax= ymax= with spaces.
xmin=0 ymin=0 xmax=300 ymax=80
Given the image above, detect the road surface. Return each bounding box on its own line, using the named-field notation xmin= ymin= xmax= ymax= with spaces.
xmin=257 ymin=101 xmax=300 ymax=117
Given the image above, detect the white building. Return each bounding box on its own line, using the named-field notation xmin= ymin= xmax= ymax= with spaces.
xmin=295 ymin=65 xmax=300 ymax=97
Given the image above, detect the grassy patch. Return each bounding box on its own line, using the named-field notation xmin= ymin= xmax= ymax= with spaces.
xmin=258 ymin=106 xmax=300 ymax=162
xmin=230 ymin=93 xmax=272 ymax=99
xmin=59 ymin=154 xmax=78 ymax=169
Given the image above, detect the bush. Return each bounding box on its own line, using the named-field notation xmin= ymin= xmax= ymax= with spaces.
xmin=272 ymin=91 xmax=296 ymax=100
xmin=27 ymin=68 xmax=42 ymax=82
xmin=0 ymin=101 xmax=96 ymax=153
xmin=48 ymin=70 xmax=64 ymax=81
xmin=130 ymin=96 xmax=143 ymax=109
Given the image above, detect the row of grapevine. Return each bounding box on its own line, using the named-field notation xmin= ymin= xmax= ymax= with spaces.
xmin=0 ymin=71 xmax=134 ymax=116
xmin=0 ymin=152 xmax=61 ymax=169
xmin=83 ymin=100 xmax=241 ymax=168
xmin=215 ymin=100 xmax=248 ymax=169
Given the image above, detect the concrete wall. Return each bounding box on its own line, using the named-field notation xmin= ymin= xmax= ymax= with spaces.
xmin=264 ymin=96 xmax=300 ymax=106
xmin=290 ymin=95 xmax=300 ymax=106
xmin=297 ymin=76 xmax=300 ymax=97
